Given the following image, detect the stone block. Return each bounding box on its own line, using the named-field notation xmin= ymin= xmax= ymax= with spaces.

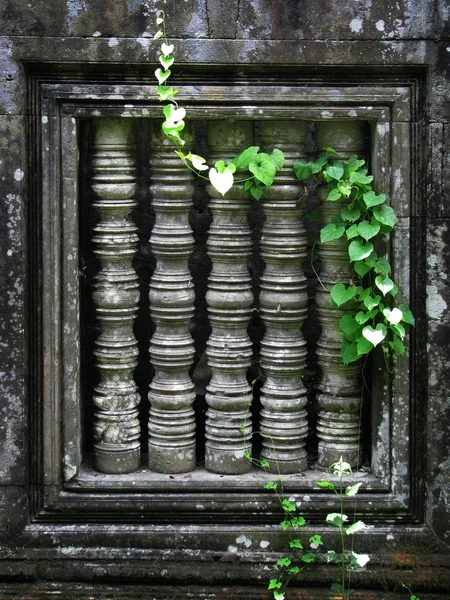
xmin=428 ymin=51 xmax=450 ymax=123
xmin=235 ymin=0 xmax=435 ymax=40
xmin=426 ymin=219 xmax=450 ymax=394
xmin=426 ymin=395 xmax=450 ymax=545
xmin=0 ymin=0 xmax=209 ymax=39
xmin=0 ymin=116 xmax=26 ymax=485
xmin=0 ymin=38 xmax=21 ymax=115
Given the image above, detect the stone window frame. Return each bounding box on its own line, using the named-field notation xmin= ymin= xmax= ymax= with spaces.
xmin=28 ymin=73 xmax=424 ymax=527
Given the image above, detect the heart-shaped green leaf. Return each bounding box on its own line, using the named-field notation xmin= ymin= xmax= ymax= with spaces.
xmin=163 ymin=104 xmax=185 ymax=121
xmin=326 ymin=513 xmax=348 ymax=527
xmin=326 ymin=162 xmax=344 ymax=181
xmin=363 ymin=190 xmax=386 ymax=208
xmin=382 ymin=307 xmax=403 ymax=324
xmin=209 ymin=167 xmax=234 ymax=196
xmin=346 ymin=155 xmax=365 ymax=173
xmin=349 ymin=171 xmax=373 ymax=185
xmin=161 ymin=42 xmax=174 ymax=56
xmin=398 ymin=304 xmax=415 ymax=326
xmin=330 ymin=283 xmax=357 ymax=307
xmin=293 ymin=158 xmax=312 ymax=181
xmin=350 ymin=552 xmax=370 ymax=567
xmin=159 ymin=54 xmax=174 ymax=70
xmin=341 ymin=206 xmax=361 ymax=222
xmin=349 ymin=239 xmax=374 ymax=262
xmin=155 ymin=67 xmax=171 ymax=84
xmin=357 ymin=335 xmax=374 ymax=355
xmin=270 ymin=148 xmax=285 ymax=169
xmin=389 ymin=337 xmax=405 ymax=355
xmin=391 ymin=322 xmax=406 ymax=339
xmin=346 ymin=520 xmax=367 ymax=535
xmin=339 ymin=314 xmax=361 ymax=340
xmin=311 ymin=155 xmax=328 ymax=173
xmin=346 ymin=224 xmax=359 ymax=240
xmin=363 ymin=294 xmax=381 ymax=310
xmin=354 ymin=260 xmax=371 ymax=277
xmin=249 ymin=154 xmax=277 ymax=187
xmin=362 ymin=324 xmax=387 ymax=347
xmin=327 ymin=187 xmax=342 ymax=201
xmin=355 ymin=309 xmax=376 ymax=324
xmin=374 ymin=256 xmax=391 ymax=275
xmin=250 ymin=185 xmax=263 ymax=201
xmin=375 ymin=275 xmax=395 ymax=296
xmin=373 ymin=203 xmax=397 ymax=228
xmin=345 ymin=482 xmax=363 ymax=496
xmin=186 ymin=153 xmax=209 ymax=171
xmin=357 ymin=220 xmax=380 ymax=241
xmin=156 ymin=85 xmax=178 ymax=101
xmin=233 ymin=146 xmax=260 ymax=170
xmin=320 ymin=223 xmax=345 ymax=243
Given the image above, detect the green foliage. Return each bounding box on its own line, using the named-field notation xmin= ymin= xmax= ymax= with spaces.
xmin=154 ymin=11 xmax=284 ymax=197
xmin=263 ymin=454 xmax=372 ymax=600
xmin=294 ymin=150 xmax=413 ymax=364
xmin=315 ymin=457 xmax=370 ymax=599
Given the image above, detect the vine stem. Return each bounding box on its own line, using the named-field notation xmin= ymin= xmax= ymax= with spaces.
xmin=339 ymin=474 xmax=346 ymax=599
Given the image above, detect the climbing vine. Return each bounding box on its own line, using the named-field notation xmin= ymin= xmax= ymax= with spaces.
xmin=153 ymin=9 xmax=285 ymax=198
xmin=154 ymin=12 xmax=413 ymax=365
xmin=294 ymin=151 xmax=414 ymax=364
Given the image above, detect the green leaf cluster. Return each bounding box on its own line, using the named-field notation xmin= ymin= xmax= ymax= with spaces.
xmin=294 ymin=149 xmax=414 ymax=364
xmin=154 ymin=13 xmax=285 ymax=198
xmin=315 ymin=458 xmax=370 ymax=599
xmin=234 ymin=147 xmax=285 ymax=200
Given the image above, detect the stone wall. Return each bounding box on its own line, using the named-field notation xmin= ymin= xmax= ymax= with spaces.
xmin=0 ymin=0 xmax=449 ymax=598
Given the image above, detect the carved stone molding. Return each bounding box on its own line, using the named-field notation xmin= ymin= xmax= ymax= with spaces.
xmin=258 ymin=121 xmax=309 ymax=473
xmin=315 ymin=121 xmax=366 ymax=469
xmin=90 ymin=118 xmax=140 ymax=474
xmin=148 ymin=123 xmax=196 ymax=473
xmin=204 ymin=121 xmax=254 ymax=474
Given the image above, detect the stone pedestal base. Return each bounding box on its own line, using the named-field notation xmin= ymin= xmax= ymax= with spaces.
xmin=94 ymin=444 xmax=141 ymax=474
xmin=148 ymin=442 xmax=196 ymax=474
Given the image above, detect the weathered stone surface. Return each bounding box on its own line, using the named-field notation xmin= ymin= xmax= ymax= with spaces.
xmin=426 ymin=219 xmax=450 ymax=395
xmin=90 ymin=118 xmax=141 ymax=474
xmin=0 ymin=116 xmax=25 ymax=486
xmin=426 ymin=394 xmax=450 ymax=545
xmin=258 ymin=121 xmax=309 ymax=473
xmin=148 ymin=123 xmax=196 ymax=474
xmin=235 ymin=0 xmax=436 ymax=41
xmin=0 ymin=0 xmax=439 ymax=40
xmin=3 ymin=36 xmax=437 ymax=68
xmin=0 ymin=38 xmax=20 ymax=115
xmin=204 ymin=121 xmax=254 ymax=475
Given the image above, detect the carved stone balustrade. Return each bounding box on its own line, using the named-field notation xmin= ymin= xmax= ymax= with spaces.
xmin=204 ymin=121 xmax=254 ymax=474
xmin=315 ymin=121 xmax=366 ymax=469
xmin=148 ymin=123 xmax=196 ymax=473
xmin=90 ymin=118 xmax=140 ymax=474
xmin=258 ymin=121 xmax=309 ymax=473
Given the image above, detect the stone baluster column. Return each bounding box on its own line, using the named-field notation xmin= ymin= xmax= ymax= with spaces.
xmin=258 ymin=121 xmax=309 ymax=473
xmin=91 ymin=118 xmax=140 ymax=474
xmin=204 ymin=121 xmax=254 ymax=474
xmin=315 ymin=121 xmax=366 ymax=469
xmin=147 ymin=123 xmax=196 ymax=473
